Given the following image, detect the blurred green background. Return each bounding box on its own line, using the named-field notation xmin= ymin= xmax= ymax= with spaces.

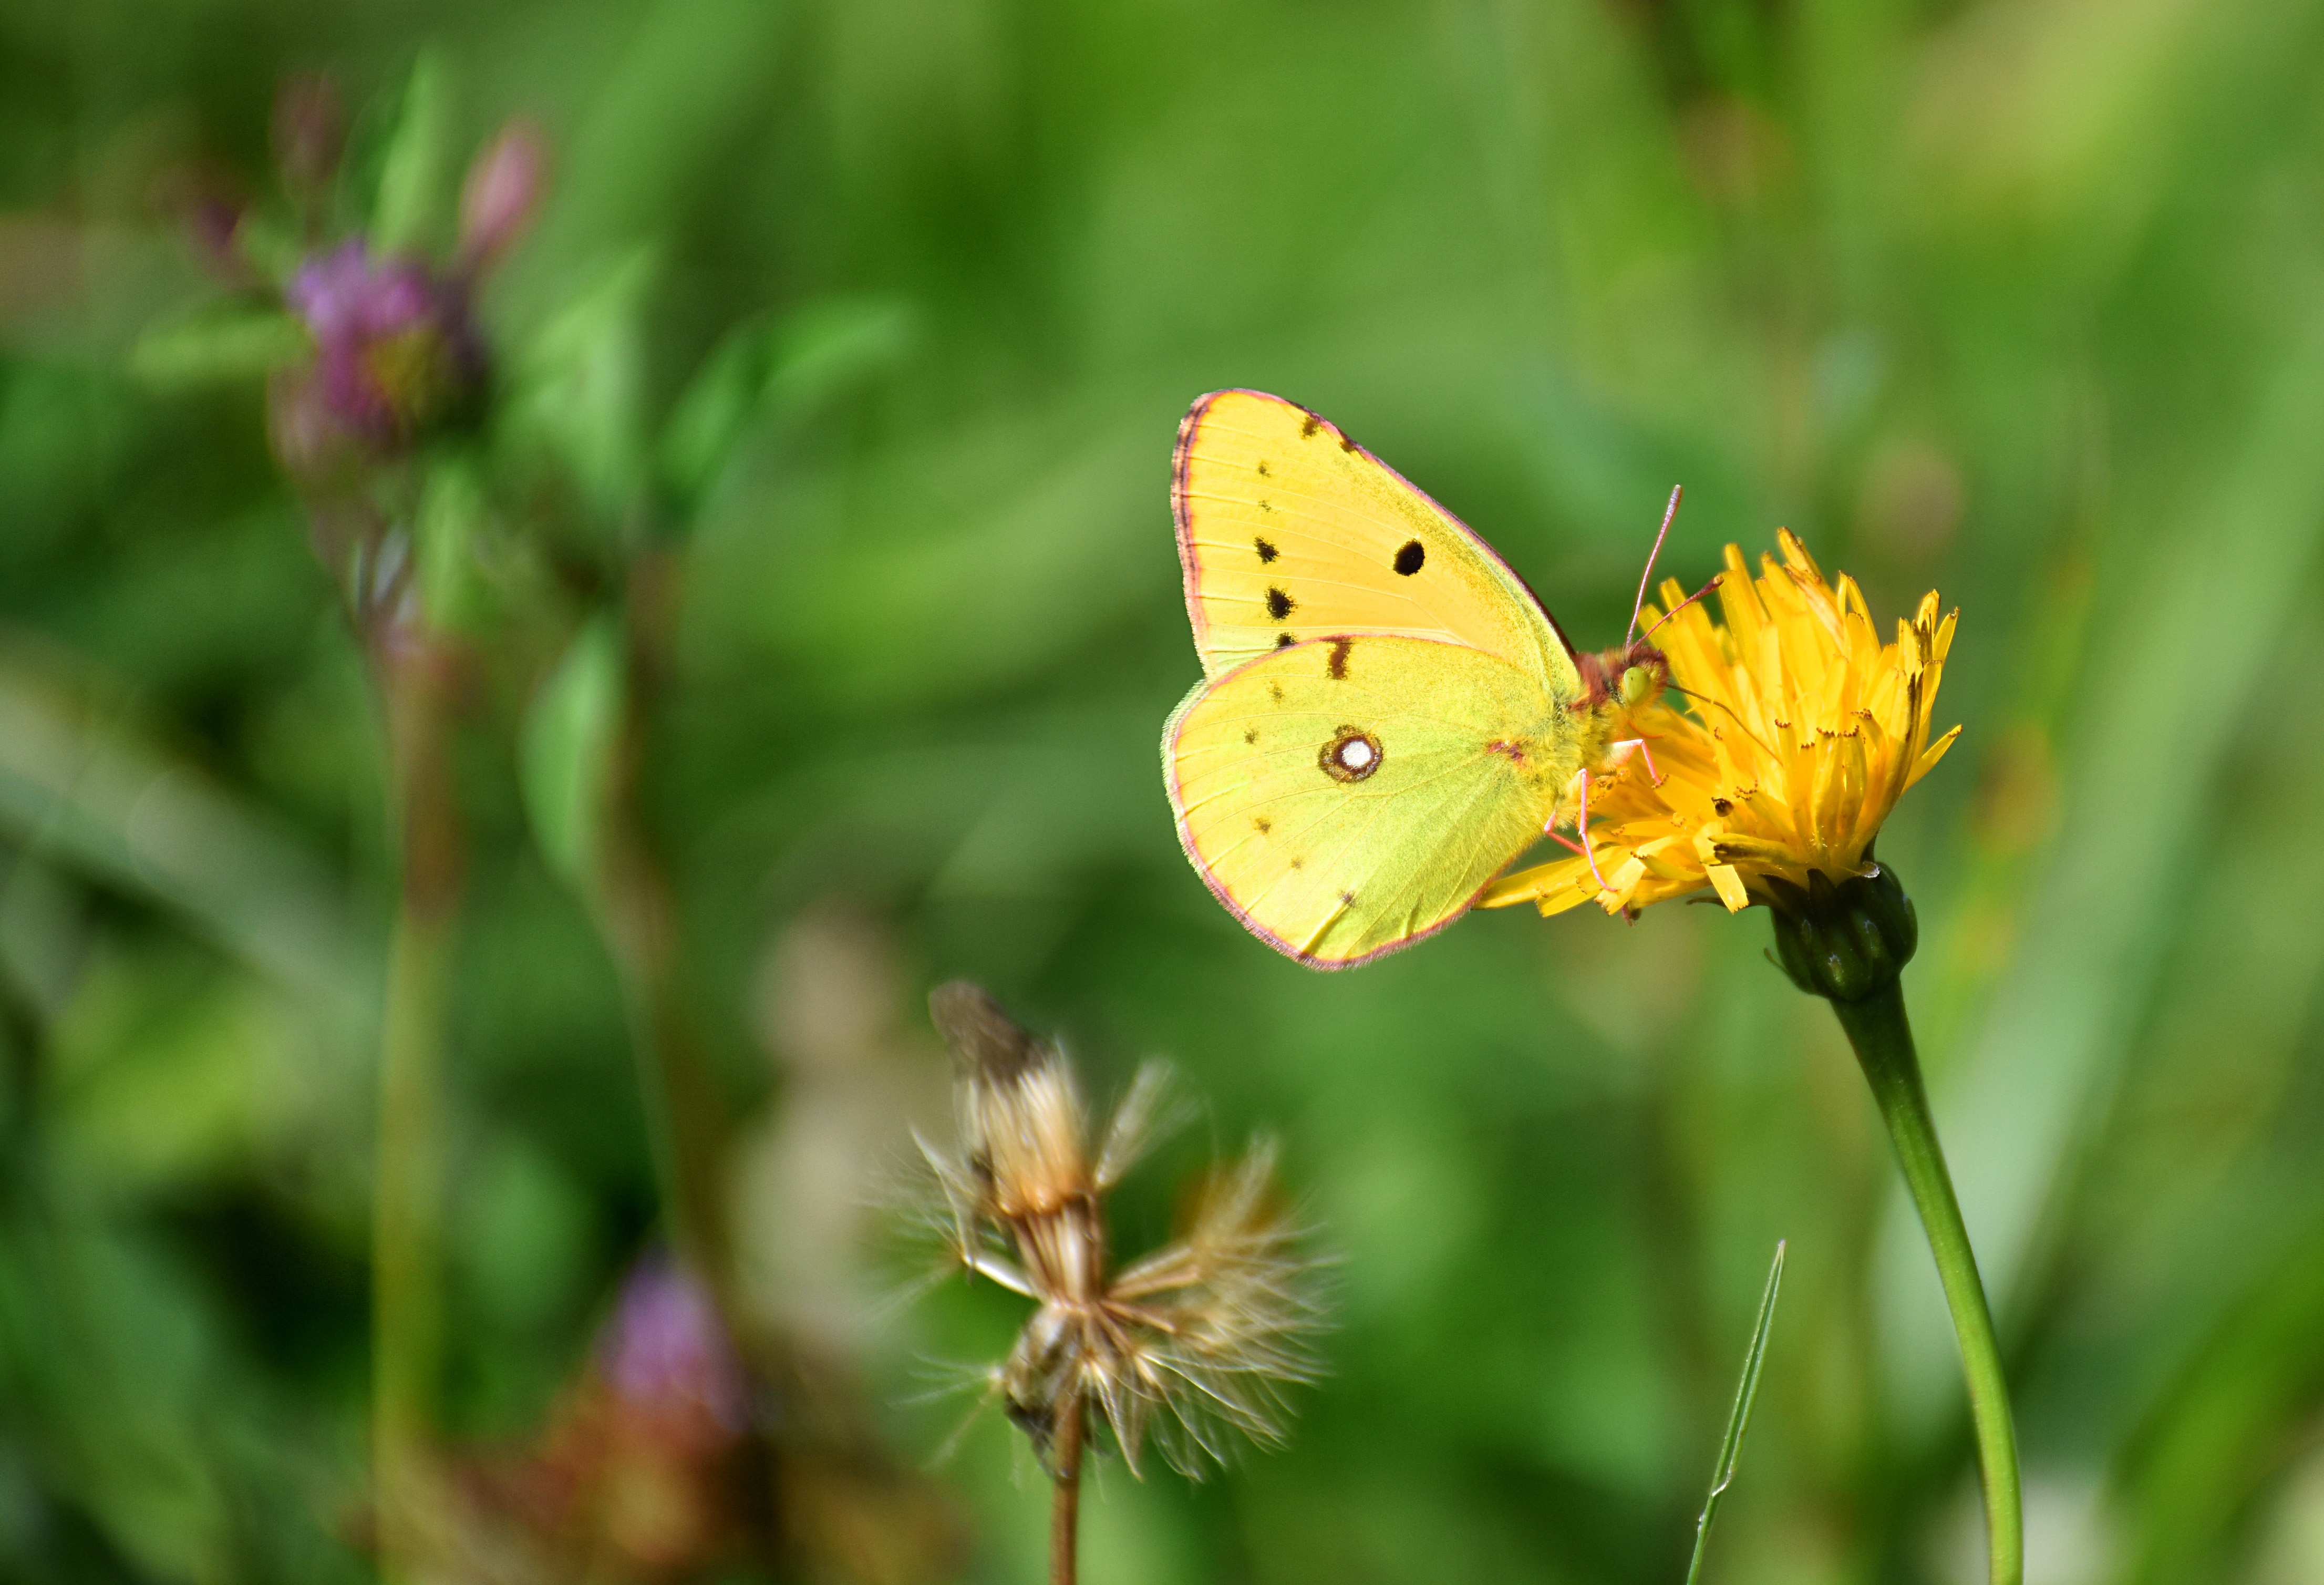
xmin=6 ymin=1 xmax=2324 ymax=1582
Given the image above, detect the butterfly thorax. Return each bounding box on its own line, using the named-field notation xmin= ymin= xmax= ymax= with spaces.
xmin=1566 ymin=640 xmax=1670 ymax=788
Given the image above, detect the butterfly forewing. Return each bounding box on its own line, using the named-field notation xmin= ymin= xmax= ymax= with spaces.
xmin=1164 ymin=635 xmax=1579 ymax=967
xmin=1173 ymin=389 xmax=1582 ymax=699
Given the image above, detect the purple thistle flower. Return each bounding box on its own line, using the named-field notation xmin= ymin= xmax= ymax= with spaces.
xmin=270 ymin=239 xmax=483 ymax=476
xmin=598 ymin=1253 xmax=749 ymax=1434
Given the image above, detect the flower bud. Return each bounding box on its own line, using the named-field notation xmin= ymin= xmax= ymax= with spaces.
xmin=600 ymin=1253 xmax=749 ymax=1438
xmin=272 ymin=75 xmax=344 ymax=199
xmin=155 ymin=172 xmax=255 ymax=287
xmin=458 ymin=120 xmax=549 ymax=270
xmin=1765 ymin=861 xmax=1918 ymax=1003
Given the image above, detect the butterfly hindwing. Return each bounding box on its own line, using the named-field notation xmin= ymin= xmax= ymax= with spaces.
xmin=1164 ymin=634 xmax=1581 ymax=968
xmin=1173 ymin=389 xmax=1582 ymax=698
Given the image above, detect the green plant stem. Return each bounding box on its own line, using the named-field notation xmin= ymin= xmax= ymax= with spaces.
xmin=370 ymin=646 xmax=463 ymax=1582
xmin=592 ymin=586 xmax=732 ymax=1296
xmin=596 ymin=842 xmax=731 ymax=1286
xmin=1829 ymin=983 xmax=2022 ymax=1585
xmin=1050 ymin=1397 xmax=1084 ymax=1585
xmin=371 ymin=900 xmax=450 ymax=1577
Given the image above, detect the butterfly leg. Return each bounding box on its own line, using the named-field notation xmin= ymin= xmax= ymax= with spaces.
xmin=1548 ymin=768 xmax=1612 ymax=893
xmin=1606 ymin=736 xmax=1668 ymax=787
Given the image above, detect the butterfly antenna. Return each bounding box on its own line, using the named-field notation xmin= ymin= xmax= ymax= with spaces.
xmin=1664 ymin=680 xmax=1779 ymax=758
xmin=1638 ymin=575 xmax=1722 ymax=644
xmin=1627 ymin=486 xmax=1685 ymax=648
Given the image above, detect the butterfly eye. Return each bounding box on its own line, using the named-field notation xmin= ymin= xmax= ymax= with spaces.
xmin=1619 ymin=664 xmax=1658 ymax=707
xmin=1319 ymin=727 xmax=1382 ymax=783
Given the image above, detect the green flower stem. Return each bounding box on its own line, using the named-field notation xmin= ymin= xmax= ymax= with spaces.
xmin=1830 ymin=982 xmax=2022 ymax=1585
xmin=370 ymin=648 xmax=464 ymax=1581
xmin=591 ymin=592 xmax=734 ymax=1299
xmin=371 ymin=899 xmax=450 ymax=1579
xmin=595 ymin=848 xmax=732 ymax=1289
xmin=1050 ymin=1395 xmax=1086 ymax=1585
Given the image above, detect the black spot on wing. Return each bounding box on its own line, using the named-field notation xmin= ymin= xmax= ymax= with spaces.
xmin=1393 ymin=539 xmax=1425 ymax=575
xmin=1339 ymin=890 xmax=1357 ymax=905
xmin=1265 ymin=586 xmax=1295 ymax=620
xmin=1269 ymin=682 xmax=1284 ymax=702
xmin=1256 ymin=460 xmax=1271 ymax=477
xmin=1299 ymin=413 xmax=1321 ymax=439
xmin=1327 ymin=637 xmax=1352 ymax=680
xmin=1253 ymin=816 xmax=1271 ymax=833
xmin=1339 ymin=432 xmax=1358 ymax=452
xmin=1276 ymin=632 xmax=1296 ymax=649
xmin=1255 ymin=536 xmax=1278 ymax=561
xmin=1243 ymin=728 xmax=1259 ymax=744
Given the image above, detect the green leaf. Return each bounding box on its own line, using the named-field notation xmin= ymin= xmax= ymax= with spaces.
xmin=128 ymin=306 xmax=308 ymax=389
xmin=656 ymin=313 xmax=776 ymax=504
xmin=371 ymin=49 xmax=456 ymax=254
xmin=762 ymin=295 xmax=914 ymax=413
xmin=520 ymin=619 xmax=625 ymax=891
xmin=657 ymin=295 xmax=914 ymax=508
xmin=507 ymin=246 xmax=658 ymax=522
xmin=0 ymin=661 xmax=366 ymax=1013
xmin=415 ymin=457 xmax=494 ymax=633
xmin=229 ymin=210 xmax=304 ymax=284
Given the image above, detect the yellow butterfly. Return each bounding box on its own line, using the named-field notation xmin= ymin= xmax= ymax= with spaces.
xmin=1161 ymin=389 xmax=1676 ymax=968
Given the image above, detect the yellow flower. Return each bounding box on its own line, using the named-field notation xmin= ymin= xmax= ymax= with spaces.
xmin=1483 ymin=529 xmax=1960 ymax=919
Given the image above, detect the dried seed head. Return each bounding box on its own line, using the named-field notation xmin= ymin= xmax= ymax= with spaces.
xmin=928 ymin=980 xmax=1042 ymax=1083
xmin=912 ymin=984 xmax=1324 ymax=1482
xmin=931 ymin=980 xmax=1092 ymax=1219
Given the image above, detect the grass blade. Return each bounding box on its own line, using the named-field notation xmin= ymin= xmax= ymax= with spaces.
xmin=1684 ymin=1240 xmax=1786 ymax=1585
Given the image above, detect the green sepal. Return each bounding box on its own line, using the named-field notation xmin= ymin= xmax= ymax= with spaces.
xmin=520 ymin=619 xmax=624 ymax=891
xmin=1765 ymin=861 xmax=1918 ymax=1003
